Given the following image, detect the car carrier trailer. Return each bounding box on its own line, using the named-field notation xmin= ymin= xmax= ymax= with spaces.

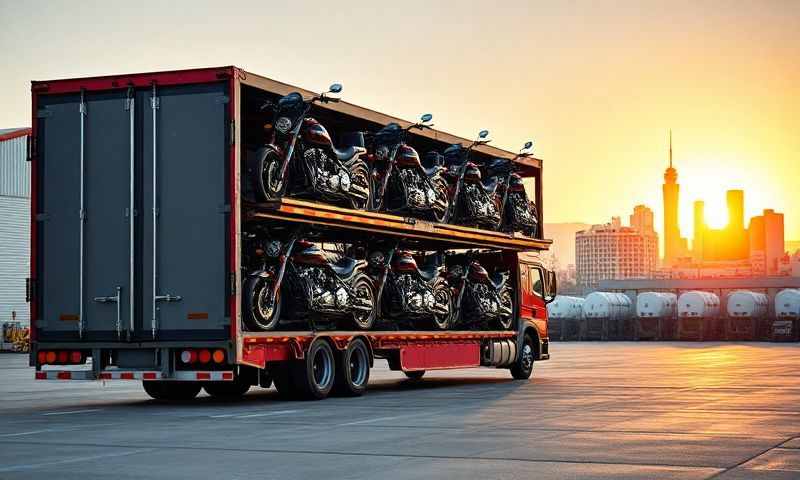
xmin=28 ymin=66 xmax=555 ymax=400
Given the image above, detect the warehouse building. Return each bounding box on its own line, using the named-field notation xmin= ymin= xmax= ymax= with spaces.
xmin=0 ymin=128 xmax=31 ymax=327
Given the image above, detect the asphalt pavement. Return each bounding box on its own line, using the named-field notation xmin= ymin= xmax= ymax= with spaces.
xmin=1 ymin=342 xmax=799 ymax=479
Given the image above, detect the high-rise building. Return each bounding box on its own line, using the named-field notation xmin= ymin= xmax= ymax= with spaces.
xmin=749 ymin=209 xmax=785 ymax=275
xmin=662 ymin=130 xmax=688 ymax=265
xmin=693 ymin=200 xmax=705 ymax=262
xmin=630 ymin=204 xmax=655 ymax=234
xmin=576 ymin=207 xmax=659 ymax=289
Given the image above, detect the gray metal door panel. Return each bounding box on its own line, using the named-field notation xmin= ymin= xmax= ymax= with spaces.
xmin=83 ymin=92 xmax=131 ymax=339
xmin=139 ymin=83 xmax=228 ymax=339
xmin=38 ymin=95 xmax=81 ymax=337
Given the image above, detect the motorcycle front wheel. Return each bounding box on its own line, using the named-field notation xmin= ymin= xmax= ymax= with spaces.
xmin=244 ymin=276 xmax=282 ymax=331
xmin=431 ymin=178 xmax=449 ymax=223
xmin=349 ymin=160 xmax=372 ymax=211
xmin=350 ymin=274 xmax=377 ymax=330
xmin=496 ymin=287 xmax=513 ymax=330
xmin=430 ymin=277 xmax=453 ymax=330
xmin=257 ymin=147 xmax=288 ymax=201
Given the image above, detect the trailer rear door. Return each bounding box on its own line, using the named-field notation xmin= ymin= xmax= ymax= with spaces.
xmin=34 ymin=81 xmax=230 ymax=343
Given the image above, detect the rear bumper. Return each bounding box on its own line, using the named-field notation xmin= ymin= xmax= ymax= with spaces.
xmin=35 ymin=370 xmax=234 ymax=381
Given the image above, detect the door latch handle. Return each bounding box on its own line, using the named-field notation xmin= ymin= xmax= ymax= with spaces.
xmin=94 ymin=286 xmax=123 ymax=339
xmin=154 ymin=294 xmax=182 ymax=302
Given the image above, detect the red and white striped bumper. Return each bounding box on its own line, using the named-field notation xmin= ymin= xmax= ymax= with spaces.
xmin=35 ymin=370 xmax=234 ymax=381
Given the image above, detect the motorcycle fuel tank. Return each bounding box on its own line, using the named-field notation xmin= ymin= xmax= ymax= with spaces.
xmin=301 ymin=118 xmax=333 ymax=147
xmin=468 ymin=262 xmax=490 ymax=282
xmin=396 ymin=144 xmax=422 ymax=168
xmin=292 ymin=240 xmax=329 ymax=266
xmin=393 ymin=251 xmax=419 ymax=273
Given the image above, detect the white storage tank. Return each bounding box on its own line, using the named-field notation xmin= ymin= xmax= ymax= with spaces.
xmin=636 ymin=292 xmax=677 ymax=319
xmin=583 ymin=292 xmax=633 ymax=320
xmin=678 ymin=291 xmax=720 ymax=318
xmin=727 ymin=291 xmax=768 ymax=318
xmin=547 ymin=296 xmax=585 ymax=319
xmin=775 ymin=289 xmax=800 ymax=319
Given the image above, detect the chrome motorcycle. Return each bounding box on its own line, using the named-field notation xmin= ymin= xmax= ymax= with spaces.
xmin=440 ymin=130 xmax=502 ymax=229
xmin=251 ymin=83 xmax=371 ymax=209
xmin=368 ymin=246 xmax=452 ymax=330
xmin=367 ymin=114 xmax=449 ymax=222
xmin=447 ymin=252 xmax=513 ymax=330
xmin=243 ymin=231 xmax=377 ymax=331
xmin=483 ymin=141 xmax=539 ymax=238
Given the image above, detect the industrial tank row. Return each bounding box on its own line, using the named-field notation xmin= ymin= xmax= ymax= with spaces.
xmin=547 ymin=288 xmax=800 ymax=341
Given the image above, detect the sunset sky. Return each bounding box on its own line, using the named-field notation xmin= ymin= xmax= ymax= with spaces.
xmin=1 ymin=0 xmax=797 ymax=244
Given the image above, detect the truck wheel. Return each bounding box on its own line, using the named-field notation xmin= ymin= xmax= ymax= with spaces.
xmin=142 ymin=381 xmax=201 ymax=401
xmin=510 ymin=334 xmax=535 ymax=380
xmin=403 ymin=370 xmax=425 ymax=381
xmin=293 ymin=339 xmax=336 ymax=400
xmin=203 ymin=379 xmax=251 ymax=399
xmin=244 ymin=276 xmax=282 ymax=331
xmin=333 ymin=338 xmax=371 ymax=396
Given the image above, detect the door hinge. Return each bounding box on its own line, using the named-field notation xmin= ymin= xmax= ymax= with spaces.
xmin=125 ymin=86 xmax=134 ymax=111
xmin=229 ymin=120 xmax=236 ymax=146
xmin=229 ymin=272 xmax=237 ymax=296
xmin=26 ymin=136 xmax=33 ymax=162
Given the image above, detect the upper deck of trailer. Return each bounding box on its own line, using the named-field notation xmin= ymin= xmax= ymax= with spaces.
xmin=246 ymin=198 xmax=551 ymax=252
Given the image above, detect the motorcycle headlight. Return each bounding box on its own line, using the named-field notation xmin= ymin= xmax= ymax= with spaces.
xmin=275 ymin=116 xmax=292 ymax=134
xmin=369 ymin=251 xmax=386 ymax=267
xmin=448 ymin=265 xmax=464 ymax=278
xmin=265 ymin=240 xmax=282 ymax=257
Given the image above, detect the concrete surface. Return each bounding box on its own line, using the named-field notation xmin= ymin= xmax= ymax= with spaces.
xmin=0 ymin=342 xmax=799 ymax=479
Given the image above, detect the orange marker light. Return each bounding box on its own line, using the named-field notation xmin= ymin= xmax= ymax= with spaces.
xmin=212 ymin=349 xmax=225 ymax=364
xmin=198 ymin=349 xmax=211 ymax=363
xmin=45 ymin=351 xmax=56 ymax=363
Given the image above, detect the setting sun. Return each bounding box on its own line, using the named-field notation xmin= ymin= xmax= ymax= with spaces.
xmin=703 ymin=200 xmax=728 ymax=230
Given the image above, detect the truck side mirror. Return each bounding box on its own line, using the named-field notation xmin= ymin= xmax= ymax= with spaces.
xmin=544 ymin=270 xmax=557 ymax=304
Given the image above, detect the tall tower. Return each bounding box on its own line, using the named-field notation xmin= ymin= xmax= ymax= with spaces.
xmin=662 ymin=130 xmax=682 ymax=265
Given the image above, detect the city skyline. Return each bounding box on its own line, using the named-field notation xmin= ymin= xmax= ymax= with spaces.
xmin=0 ymin=0 xmax=797 ymax=241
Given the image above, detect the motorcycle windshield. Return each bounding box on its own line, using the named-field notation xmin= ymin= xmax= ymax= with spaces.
xmin=375 ymin=122 xmax=402 ymax=147
xmin=276 ymin=92 xmax=306 ymax=125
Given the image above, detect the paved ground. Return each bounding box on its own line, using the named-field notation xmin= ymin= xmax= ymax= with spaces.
xmin=1 ymin=343 xmax=799 ymax=479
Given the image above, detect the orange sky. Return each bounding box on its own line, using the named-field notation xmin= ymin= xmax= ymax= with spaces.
xmin=1 ymin=0 xmax=797 ymax=242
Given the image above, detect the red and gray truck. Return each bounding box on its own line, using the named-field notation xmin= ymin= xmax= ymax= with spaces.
xmin=28 ymin=66 xmax=555 ymax=400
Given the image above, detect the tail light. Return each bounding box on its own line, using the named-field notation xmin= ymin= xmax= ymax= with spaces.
xmin=198 ymin=349 xmax=212 ymax=364
xmin=212 ymin=349 xmax=225 ymax=364
xmin=38 ymin=350 xmax=85 ymax=365
xmin=180 ymin=350 xmax=198 ymax=364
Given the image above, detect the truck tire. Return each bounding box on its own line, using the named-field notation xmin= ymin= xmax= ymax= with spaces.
xmin=333 ymin=338 xmax=370 ymax=397
xmin=203 ymin=379 xmax=251 ymax=399
xmin=142 ymin=381 xmax=201 ymax=401
xmin=510 ymin=334 xmax=535 ymax=380
xmin=403 ymin=370 xmax=425 ymax=381
xmin=293 ymin=339 xmax=336 ymax=400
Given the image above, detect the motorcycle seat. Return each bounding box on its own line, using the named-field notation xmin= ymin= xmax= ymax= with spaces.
xmin=481 ymin=176 xmax=500 ymax=194
xmin=333 ymin=145 xmax=366 ymax=161
xmin=490 ymin=271 xmax=509 ymax=290
xmin=331 ymin=257 xmax=366 ymax=278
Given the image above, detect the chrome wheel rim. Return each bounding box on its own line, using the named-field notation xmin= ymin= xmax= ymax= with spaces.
xmin=353 ymin=282 xmax=374 ymax=328
xmin=264 ymin=159 xmax=283 ymax=195
xmin=255 ymin=285 xmax=277 ymax=324
xmin=433 ymin=285 xmax=451 ymax=329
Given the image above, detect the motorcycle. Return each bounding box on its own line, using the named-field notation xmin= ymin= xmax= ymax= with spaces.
xmin=251 ymin=83 xmax=371 ymax=209
xmin=367 ymin=245 xmax=453 ymax=330
xmin=482 ymin=141 xmax=539 ymax=238
xmin=367 ymin=114 xmax=449 ymax=222
xmin=243 ymin=230 xmax=378 ymax=331
xmin=447 ymin=252 xmax=513 ymax=330
xmin=439 ymin=130 xmax=503 ymax=229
